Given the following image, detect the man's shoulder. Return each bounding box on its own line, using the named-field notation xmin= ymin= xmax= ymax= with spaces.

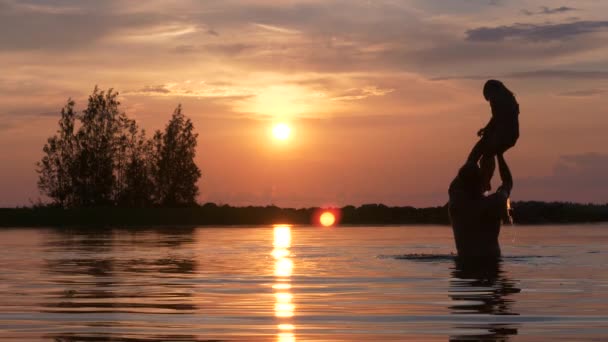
xmin=486 ymin=191 xmax=507 ymax=203
xmin=482 ymin=191 xmax=508 ymax=219
xmin=494 ymin=188 xmax=508 ymax=197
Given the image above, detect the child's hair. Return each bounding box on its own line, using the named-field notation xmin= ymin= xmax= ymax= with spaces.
xmin=483 ymin=79 xmax=515 ymax=102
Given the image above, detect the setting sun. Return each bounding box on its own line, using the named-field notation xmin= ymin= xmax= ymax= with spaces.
xmin=272 ymin=123 xmax=291 ymax=141
xmin=319 ymin=212 xmax=336 ymax=227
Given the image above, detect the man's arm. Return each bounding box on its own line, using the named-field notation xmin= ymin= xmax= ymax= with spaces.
xmin=496 ymin=153 xmax=512 ymax=197
xmin=479 ymin=154 xmax=512 ymax=222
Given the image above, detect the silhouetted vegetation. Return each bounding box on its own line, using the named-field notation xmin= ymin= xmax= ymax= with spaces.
xmin=37 ymin=87 xmax=201 ymax=208
xmin=28 ymin=88 xmax=608 ymax=227
xmin=1 ymin=201 xmax=607 ymax=227
xmin=511 ymin=201 xmax=608 ymax=224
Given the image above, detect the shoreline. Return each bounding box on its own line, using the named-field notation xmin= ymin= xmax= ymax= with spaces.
xmin=2 ymin=201 xmax=607 ymax=227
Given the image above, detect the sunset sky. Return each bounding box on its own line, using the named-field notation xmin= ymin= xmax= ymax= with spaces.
xmin=1 ymin=0 xmax=607 ymax=207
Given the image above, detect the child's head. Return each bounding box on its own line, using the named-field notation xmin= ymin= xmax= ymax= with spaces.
xmin=483 ymin=79 xmax=514 ymax=102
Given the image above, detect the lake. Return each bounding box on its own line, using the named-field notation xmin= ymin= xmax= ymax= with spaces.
xmin=0 ymin=224 xmax=607 ymax=341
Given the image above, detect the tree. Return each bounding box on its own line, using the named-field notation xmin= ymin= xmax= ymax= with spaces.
xmin=153 ymin=105 xmax=202 ymax=206
xmin=73 ymin=87 xmax=125 ymax=206
xmin=118 ymin=120 xmax=155 ymax=207
xmin=37 ymin=88 xmax=202 ymax=208
xmin=37 ymin=100 xmax=77 ymax=207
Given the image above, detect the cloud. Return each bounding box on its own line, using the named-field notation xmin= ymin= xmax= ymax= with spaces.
xmin=557 ymin=89 xmax=606 ymax=97
xmin=466 ymin=20 xmax=608 ymax=42
xmin=518 ymin=153 xmax=608 ymax=203
xmin=540 ymin=6 xmax=577 ymax=14
xmin=172 ymin=43 xmax=256 ymax=56
xmin=139 ymin=85 xmax=171 ymax=94
xmin=127 ymin=82 xmax=255 ymax=99
xmin=11 ymin=1 xmax=84 ymax=14
xmin=0 ymin=1 xmax=602 ymax=78
xmin=173 ymin=44 xmax=198 ymax=54
xmin=0 ymin=107 xmax=62 ymax=132
xmin=331 ymin=86 xmax=395 ymax=101
xmin=522 ymin=6 xmax=577 ymax=16
xmin=508 ymin=70 xmax=608 ymax=79
xmin=115 ymin=23 xmax=200 ymax=42
xmin=0 ymin=2 xmax=177 ymax=51
xmin=431 ymin=69 xmax=608 ymax=81
xmin=252 ymin=23 xmax=300 ymax=34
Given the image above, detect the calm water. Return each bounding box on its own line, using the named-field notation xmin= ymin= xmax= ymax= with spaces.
xmin=1 ymin=225 xmax=608 ymax=341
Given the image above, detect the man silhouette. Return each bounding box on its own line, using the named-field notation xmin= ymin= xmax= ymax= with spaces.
xmin=448 ymin=154 xmax=512 ymax=258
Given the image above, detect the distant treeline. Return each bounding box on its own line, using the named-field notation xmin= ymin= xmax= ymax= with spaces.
xmin=511 ymin=201 xmax=608 ymax=224
xmin=1 ymin=201 xmax=607 ymax=227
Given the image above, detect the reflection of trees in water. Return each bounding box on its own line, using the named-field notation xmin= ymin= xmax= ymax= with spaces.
xmin=42 ymin=228 xmax=199 ymax=341
xmin=51 ymin=334 xmax=218 ymax=342
xmin=449 ymin=258 xmax=521 ymax=342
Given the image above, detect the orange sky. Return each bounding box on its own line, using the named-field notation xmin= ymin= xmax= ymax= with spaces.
xmin=1 ymin=0 xmax=607 ymax=207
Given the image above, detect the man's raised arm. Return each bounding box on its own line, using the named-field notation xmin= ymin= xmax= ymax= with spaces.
xmin=496 ymin=153 xmax=513 ymax=196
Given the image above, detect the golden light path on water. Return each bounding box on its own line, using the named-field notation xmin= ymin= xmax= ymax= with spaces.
xmin=272 ymin=225 xmax=296 ymax=342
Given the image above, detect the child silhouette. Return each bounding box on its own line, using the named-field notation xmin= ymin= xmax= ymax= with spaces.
xmin=468 ymin=80 xmax=520 ymax=191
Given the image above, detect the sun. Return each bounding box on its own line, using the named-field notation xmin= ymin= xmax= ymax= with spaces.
xmin=272 ymin=123 xmax=291 ymax=141
xmin=319 ymin=211 xmax=336 ymax=227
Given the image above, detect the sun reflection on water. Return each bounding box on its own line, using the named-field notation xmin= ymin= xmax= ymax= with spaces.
xmin=278 ymin=332 xmax=296 ymax=342
xmin=272 ymin=225 xmax=296 ymax=340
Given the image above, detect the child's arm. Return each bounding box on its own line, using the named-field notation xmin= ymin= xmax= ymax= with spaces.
xmin=478 ymin=117 xmax=495 ymax=137
xmin=478 ymin=102 xmax=498 ymax=137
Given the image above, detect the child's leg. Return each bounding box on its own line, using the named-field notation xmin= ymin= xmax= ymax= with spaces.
xmin=479 ymin=153 xmax=496 ymax=191
xmin=467 ymin=138 xmax=486 ymax=164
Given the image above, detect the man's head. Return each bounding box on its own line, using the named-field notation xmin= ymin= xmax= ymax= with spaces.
xmin=455 ymin=162 xmax=484 ymax=198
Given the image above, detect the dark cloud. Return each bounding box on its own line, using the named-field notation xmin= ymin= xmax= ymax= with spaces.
xmin=0 ymin=1 xmax=602 ymax=78
xmin=466 ymin=20 xmax=608 ymax=42
xmin=201 ymin=43 xmax=258 ymax=56
xmin=191 ymin=3 xmax=605 ymax=76
xmin=557 ymin=89 xmax=606 ymax=97
xmin=193 ymin=1 xmax=437 ymax=51
xmin=540 ymin=6 xmax=577 ymax=14
xmin=522 ymin=6 xmax=577 ymax=16
xmin=0 ymin=1 xmax=185 ymax=51
xmin=411 ymin=0 xmax=504 ymax=12
xmin=139 ymin=85 xmax=171 ymax=94
xmin=172 ymin=43 xmax=256 ymax=56
xmin=173 ymin=44 xmax=197 ymax=54
xmin=338 ymin=25 xmax=598 ymax=76
xmin=430 ymin=75 xmax=486 ymax=81
xmin=1 ymin=105 xmax=65 ymax=118
xmin=508 ymin=70 xmax=608 ymax=79
xmin=331 ymin=87 xmax=394 ymax=101
xmin=431 ymin=69 xmax=608 ymax=81
xmin=0 ymin=107 xmax=62 ymax=132
xmin=0 ymin=122 xmax=14 ymax=132
xmin=518 ymin=153 xmax=608 ymax=203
